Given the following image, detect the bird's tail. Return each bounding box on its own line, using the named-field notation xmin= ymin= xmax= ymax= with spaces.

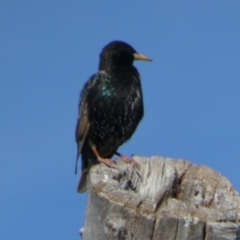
xmin=77 ymin=156 xmax=92 ymax=193
xmin=75 ymin=146 xmax=87 ymax=193
xmin=77 ymin=169 xmax=88 ymax=193
xmin=75 ymin=148 xmax=80 ymax=175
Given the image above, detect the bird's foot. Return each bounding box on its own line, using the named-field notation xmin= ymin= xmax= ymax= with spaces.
xmin=115 ymin=152 xmax=141 ymax=170
xmin=97 ymin=157 xmax=115 ymax=168
xmin=91 ymin=146 xmax=115 ymax=168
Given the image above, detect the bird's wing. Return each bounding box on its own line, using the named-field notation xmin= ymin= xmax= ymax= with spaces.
xmin=75 ymin=72 xmax=108 ymax=173
xmin=76 ymin=101 xmax=90 ymax=153
xmin=75 ymin=76 xmax=93 ymax=174
xmin=75 ymin=72 xmax=107 ymax=149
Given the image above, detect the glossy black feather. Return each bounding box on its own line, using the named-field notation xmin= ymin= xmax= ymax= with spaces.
xmin=76 ymin=41 xmax=146 ymax=192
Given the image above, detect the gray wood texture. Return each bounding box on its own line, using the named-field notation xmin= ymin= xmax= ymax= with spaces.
xmin=80 ymin=156 xmax=240 ymax=240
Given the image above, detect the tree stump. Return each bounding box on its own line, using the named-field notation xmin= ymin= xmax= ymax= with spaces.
xmin=80 ymin=156 xmax=240 ymax=240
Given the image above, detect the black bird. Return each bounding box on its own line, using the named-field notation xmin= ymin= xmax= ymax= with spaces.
xmin=75 ymin=41 xmax=151 ymax=193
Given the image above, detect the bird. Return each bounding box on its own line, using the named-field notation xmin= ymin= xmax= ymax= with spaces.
xmin=75 ymin=40 xmax=151 ymax=193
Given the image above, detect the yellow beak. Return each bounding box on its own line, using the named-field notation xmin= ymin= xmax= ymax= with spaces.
xmin=133 ymin=53 xmax=152 ymax=62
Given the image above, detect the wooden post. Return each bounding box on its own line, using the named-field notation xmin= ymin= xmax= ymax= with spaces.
xmin=80 ymin=156 xmax=240 ymax=240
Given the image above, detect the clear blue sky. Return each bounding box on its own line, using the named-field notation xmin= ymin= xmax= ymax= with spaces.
xmin=1 ymin=1 xmax=240 ymax=239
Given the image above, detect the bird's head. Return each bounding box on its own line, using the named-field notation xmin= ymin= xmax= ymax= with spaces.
xmin=99 ymin=41 xmax=151 ymax=71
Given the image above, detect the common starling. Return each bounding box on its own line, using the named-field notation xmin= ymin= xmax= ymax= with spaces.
xmin=75 ymin=41 xmax=151 ymax=193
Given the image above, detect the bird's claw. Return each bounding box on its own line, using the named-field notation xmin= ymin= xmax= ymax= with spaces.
xmin=120 ymin=155 xmax=141 ymax=170
xmin=98 ymin=157 xmax=115 ymax=168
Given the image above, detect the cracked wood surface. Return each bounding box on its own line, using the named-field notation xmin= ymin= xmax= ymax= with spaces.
xmin=80 ymin=156 xmax=240 ymax=240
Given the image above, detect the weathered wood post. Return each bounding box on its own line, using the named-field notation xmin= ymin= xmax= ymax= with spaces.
xmin=80 ymin=156 xmax=240 ymax=240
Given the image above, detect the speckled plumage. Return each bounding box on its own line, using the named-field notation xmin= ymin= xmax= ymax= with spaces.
xmin=75 ymin=41 xmax=151 ymax=193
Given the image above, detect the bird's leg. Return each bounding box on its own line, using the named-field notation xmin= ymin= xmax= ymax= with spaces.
xmin=115 ymin=152 xmax=141 ymax=170
xmin=91 ymin=146 xmax=114 ymax=168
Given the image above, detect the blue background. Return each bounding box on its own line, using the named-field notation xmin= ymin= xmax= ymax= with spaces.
xmin=1 ymin=1 xmax=240 ymax=239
